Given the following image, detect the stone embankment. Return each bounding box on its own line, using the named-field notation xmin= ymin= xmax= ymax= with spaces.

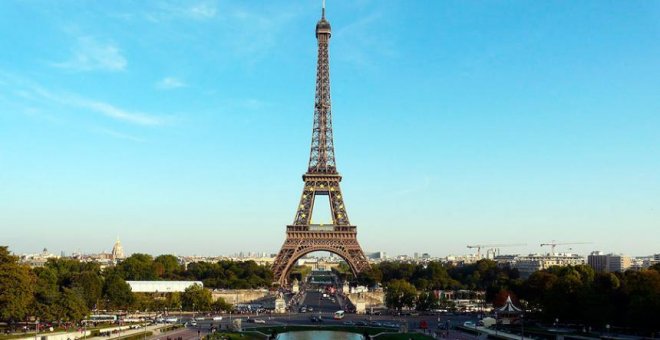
xmin=211 ymin=289 xmax=271 ymax=305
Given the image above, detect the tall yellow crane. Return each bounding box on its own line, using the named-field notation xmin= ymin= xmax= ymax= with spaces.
xmin=466 ymin=243 xmax=527 ymax=259
xmin=540 ymin=241 xmax=592 ymax=255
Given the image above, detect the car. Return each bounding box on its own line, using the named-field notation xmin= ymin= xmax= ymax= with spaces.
xmin=464 ymin=321 xmax=476 ymax=328
xmin=356 ymin=321 xmax=368 ymax=326
xmin=190 ymin=321 xmax=197 ymax=327
xmin=212 ymin=316 xmax=223 ymax=321
xmin=246 ymin=319 xmax=255 ymax=323
xmin=254 ymin=319 xmax=266 ymax=324
xmin=308 ymin=307 xmax=314 ymax=312
xmin=343 ymin=321 xmax=355 ymax=325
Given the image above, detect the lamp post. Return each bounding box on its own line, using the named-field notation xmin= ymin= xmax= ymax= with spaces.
xmin=34 ymin=319 xmax=38 ymax=340
xmin=521 ymin=314 xmax=524 ymax=340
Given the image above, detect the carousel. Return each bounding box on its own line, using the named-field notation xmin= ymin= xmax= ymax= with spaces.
xmin=495 ymin=295 xmax=523 ymax=325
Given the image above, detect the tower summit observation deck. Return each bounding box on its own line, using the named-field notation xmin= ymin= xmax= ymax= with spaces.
xmin=272 ymin=2 xmax=370 ymax=285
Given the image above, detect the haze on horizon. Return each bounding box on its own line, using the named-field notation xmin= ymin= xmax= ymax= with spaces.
xmin=1 ymin=1 xmax=658 ymax=258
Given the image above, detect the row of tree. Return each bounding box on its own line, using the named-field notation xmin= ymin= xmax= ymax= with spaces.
xmin=374 ymin=260 xmax=660 ymax=332
xmin=114 ymin=253 xmax=273 ymax=288
xmin=0 ymin=247 xmax=258 ymax=324
xmin=353 ymin=259 xmax=519 ymax=301
xmin=3 ymin=245 xmax=658 ymax=333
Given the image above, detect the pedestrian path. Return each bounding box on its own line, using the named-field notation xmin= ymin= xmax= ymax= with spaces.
xmin=86 ymin=324 xmax=168 ymax=340
xmin=463 ymin=326 xmax=534 ymax=340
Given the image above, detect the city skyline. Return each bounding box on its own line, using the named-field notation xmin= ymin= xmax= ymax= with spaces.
xmin=1 ymin=1 xmax=659 ymax=257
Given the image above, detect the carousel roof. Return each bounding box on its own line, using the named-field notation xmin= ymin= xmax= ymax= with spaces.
xmin=497 ymin=295 xmax=522 ymax=313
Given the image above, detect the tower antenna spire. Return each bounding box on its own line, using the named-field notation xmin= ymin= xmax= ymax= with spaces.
xmin=322 ymin=0 xmax=326 ymax=18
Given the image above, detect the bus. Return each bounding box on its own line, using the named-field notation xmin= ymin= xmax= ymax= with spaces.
xmin=87 ymin=315 xmax=118 ymax=324
xmin=333 ymin=310 xmax=345 ymax=320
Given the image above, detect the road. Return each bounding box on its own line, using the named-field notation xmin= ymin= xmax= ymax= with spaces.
xmin=300 ymin=291 xmax=342 ymax=314
xmin=152 ymin=272 xmax=478 ymax=338
xmin=149 ymin=311 xmax=477 ymax=339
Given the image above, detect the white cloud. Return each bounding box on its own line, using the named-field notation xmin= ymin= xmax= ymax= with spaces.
xmin=156 ymin=77 xmax=187 ymax=90
xmin=141 ymin=1 xmax=219 ymax=22
xmin=0 ymin=73 xmax=165 ymax=126
xmin=72 ymin=98 xmax=164 ymax=126
xmin=53 ymin=37 xmax=127 ymax=72
xmin=188 ymin=2 xmax=217 ymax=19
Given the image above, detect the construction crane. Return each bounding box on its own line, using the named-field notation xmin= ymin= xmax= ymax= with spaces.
xmin=466 ymin=244 xmax=526 ymax=259
xmin=540 ymin=241 xmax=592 ymax=255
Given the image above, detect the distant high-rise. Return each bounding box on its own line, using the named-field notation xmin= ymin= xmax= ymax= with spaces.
xmin=111 ymin=238 xmax=125 ymax=260
xmin=587 ymin=251 xmax=631 ymax=273
xmin=588 ymin=251 xmax=608 ymax=272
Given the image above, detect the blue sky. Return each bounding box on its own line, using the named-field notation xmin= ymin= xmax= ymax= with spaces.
xmin=1 ymin=1 xmax=658 ymax=257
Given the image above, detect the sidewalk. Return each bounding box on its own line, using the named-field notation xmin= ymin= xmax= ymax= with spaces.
xmin=86 ymin=324 xmax=168 ymax=340
xmin=462 ymin=326 xmax=534 ymax=340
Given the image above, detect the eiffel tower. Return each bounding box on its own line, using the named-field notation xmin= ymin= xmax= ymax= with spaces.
xmin=272 ymin=3 xmax=369 ymax=285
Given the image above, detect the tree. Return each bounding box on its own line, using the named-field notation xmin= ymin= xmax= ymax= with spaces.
xmin=211 ymin=298 xmax=232 ymax=312
xmin=385 ymin=279 xmax=417 ymax=311
xmin=73 ymin=271 xmax=103 ymax=309
xmin=103 ymin=273 xmax=134 ymax=309
xmin=623 ymin=269 xmax=660 ymax=331
xmin=57 ymin=288 xmax=88 ymax=322
xmin=32 ymin=267 xmax=61 ymax=321
xmin=416 ymin=291 xmax=439 ymax=311
xmin=117 ymin=254 xmax=157 ymax=280
xmin=356 ymin=267 xmax=383 ymax=288
xmin=154 ymin=255 xmax=182 ymax=279
xmin=0 ymin=246 xmax=35 ymax=323
xmin=182 ymin=284 xmax=212 ymax=311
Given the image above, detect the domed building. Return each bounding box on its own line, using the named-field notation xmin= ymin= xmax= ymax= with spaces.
xmin=111 ymin=238 xmax=125 ymax=260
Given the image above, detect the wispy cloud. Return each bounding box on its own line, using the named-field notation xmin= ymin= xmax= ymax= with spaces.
xmin=187 ymin=2 xmax=217 ymax=19
xmin=156 ymin=77 xmax=187 ymax=90
xmin=334 ymin=12 xmax=397 ymax=68
xmin=140 ymin=1 xmax=219 ymax=23
xmin=70 ymin=97 xmax=164 ymax=126
xmin=0 ymin=72 xmax=166 ymax=126
xmin=53 ymin=36 xmax=127 ymax=72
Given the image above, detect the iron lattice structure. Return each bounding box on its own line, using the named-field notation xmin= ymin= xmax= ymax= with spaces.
xmin=272 ymin=6 xmax=369 ymax=285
